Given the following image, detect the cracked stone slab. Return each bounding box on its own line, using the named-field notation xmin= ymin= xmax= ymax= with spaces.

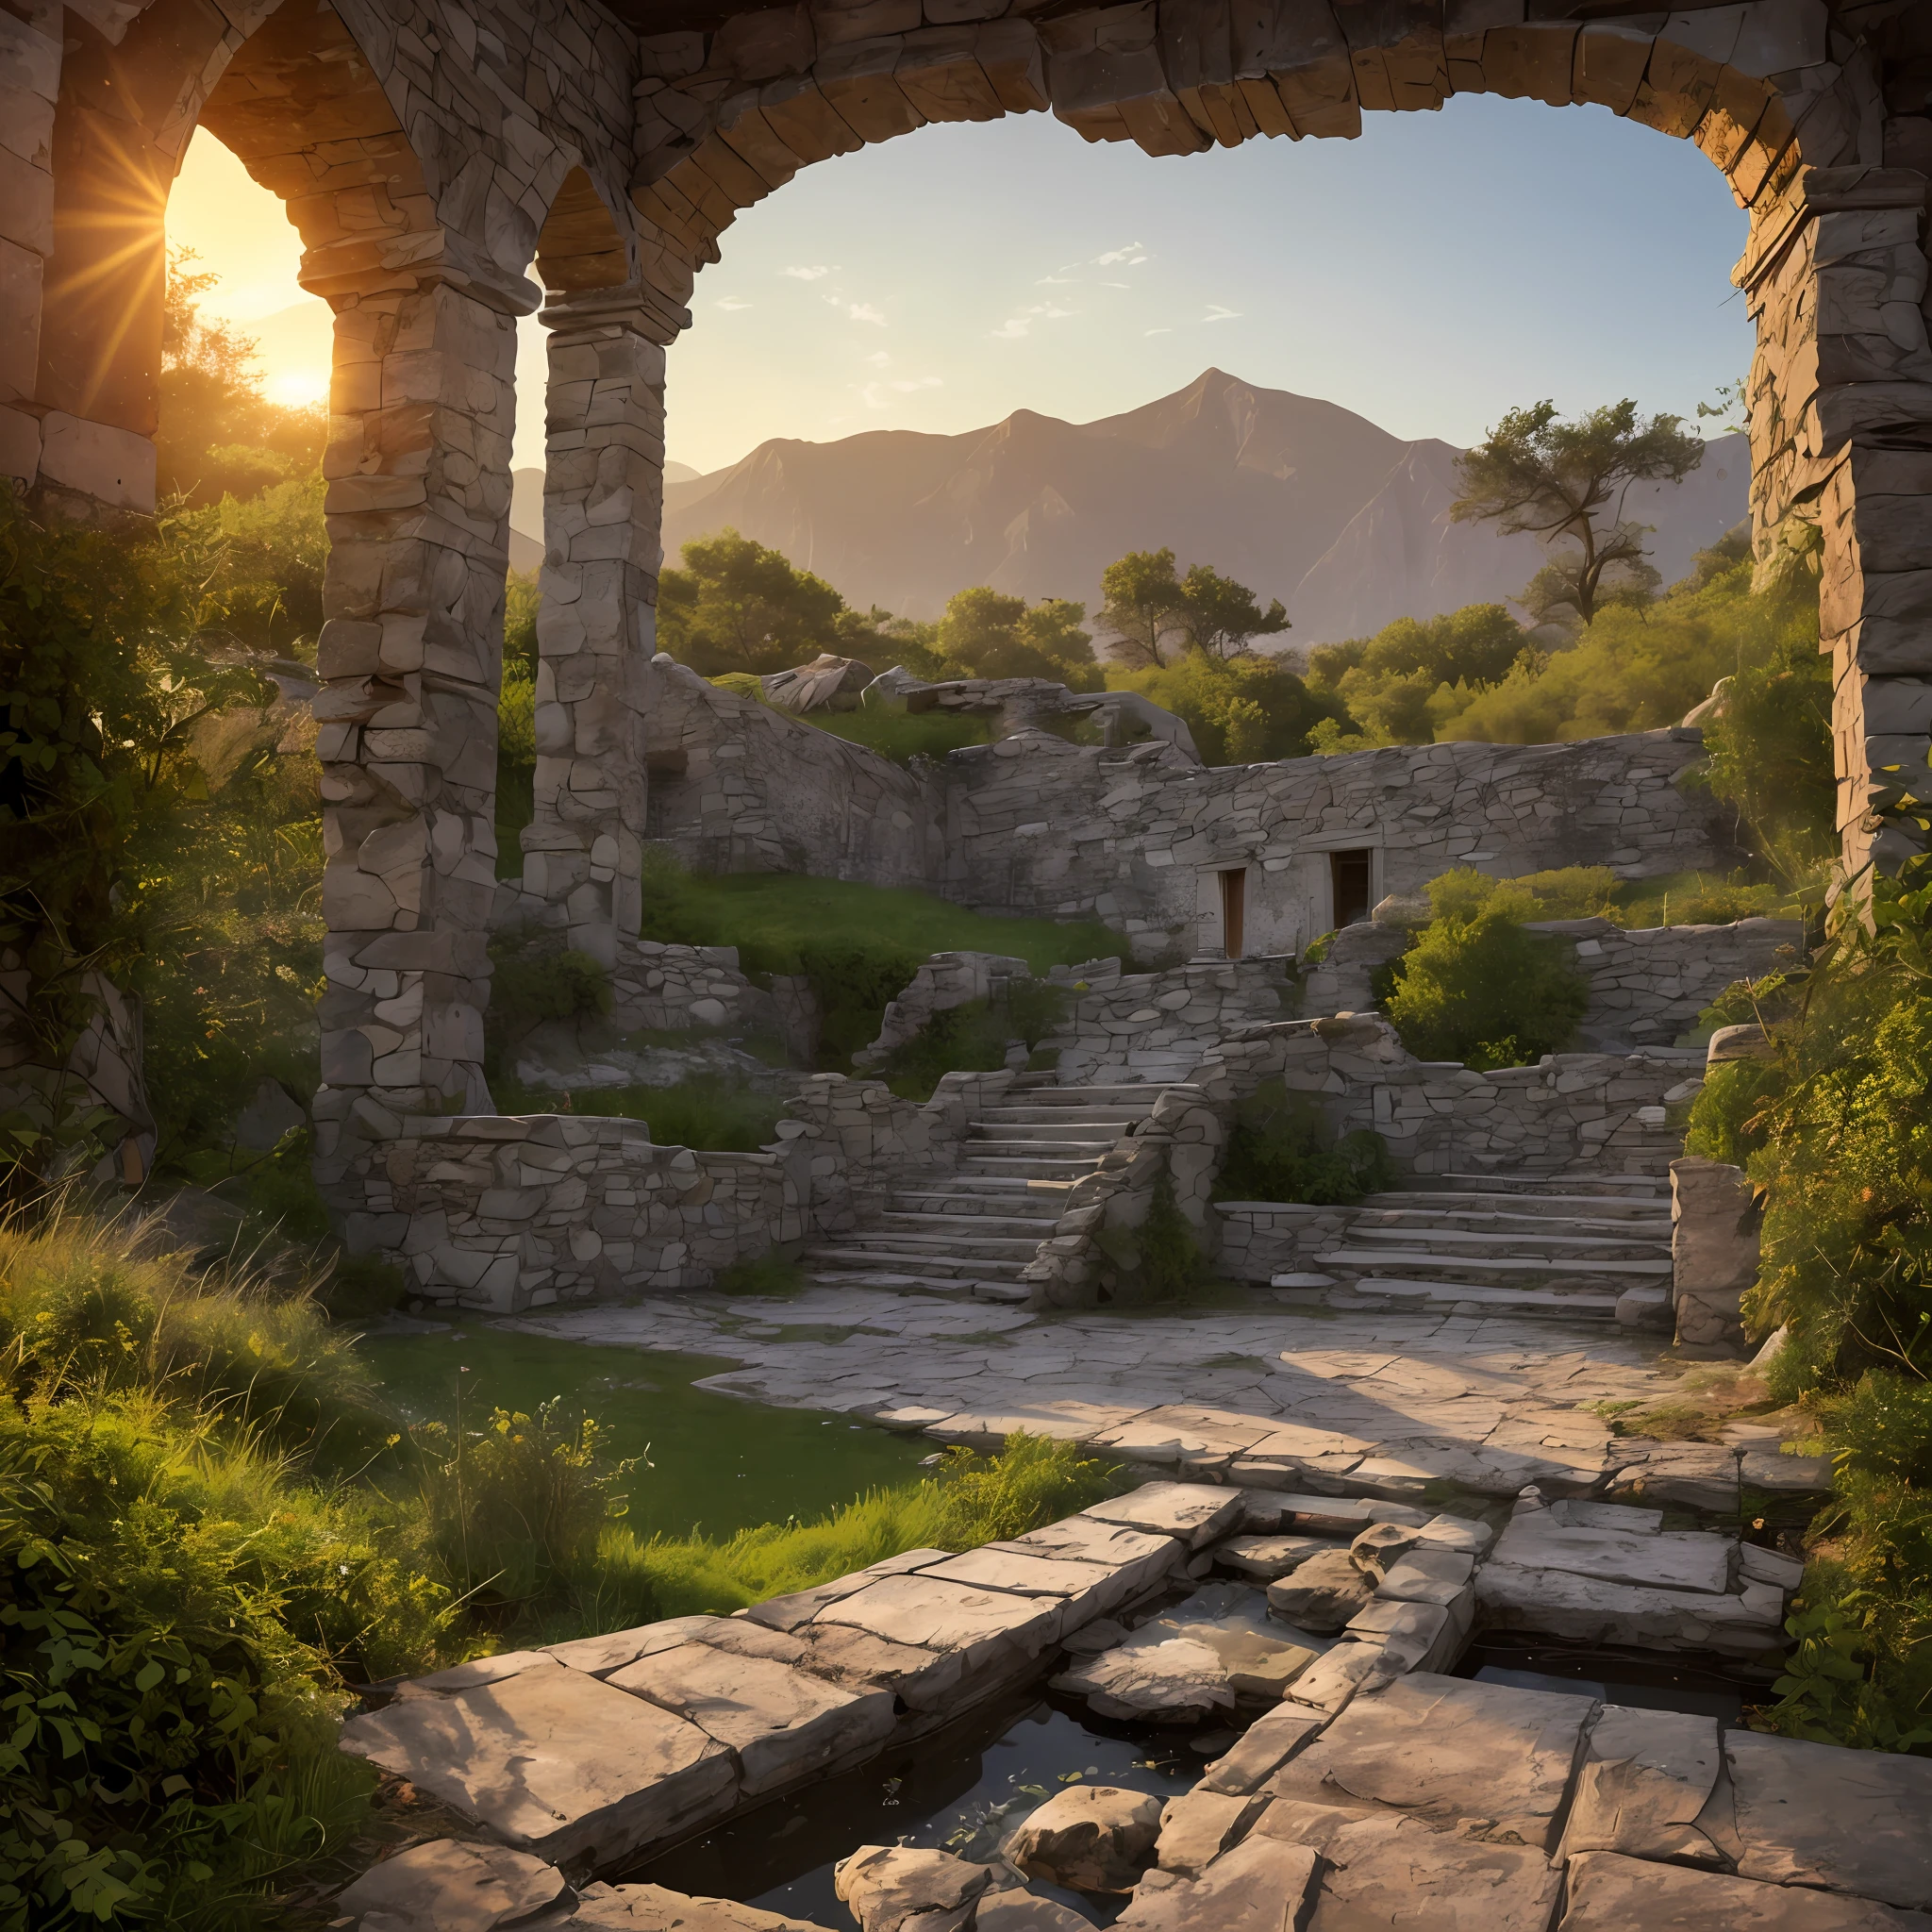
xmin=1254 ymin=1800 xmax=1565 ymax=1931
xmin=336 ymin=1838 xmax=573 ymax=1932
xmin=339 ymin=1660 xmax=737 ymax=1872
xmin=1110 ymin=1834 xmax=1320 ymax=1932
xmin=812 ymin=1573 xmax=1062 ymax=1671
xmin=1558 ymin=1850 xmax=1925 ymax=1930
xmin=1726 ymin=1731 xmax=1932 ymax=1910
xmin=1002 ymin=1514 xmax=1185 ymax=1596
xmin=606 ymin=1643 xmax=895 ymax=1796
xmin=1558 ymin=1707 xmax=1725 ymax=1866
xmin=1260 ymin=1672 xmax=1597 ymax=1852
xmin=1491 ymin=1513 xmax=1733 ymax=1594
xmin=572 ymin=1881 xmax=828 ymax=1932
xmin=1082 ymin=1483 xmax=1245 ymax=1548
xmin=1199 ymin=1703 xmax=1327 ymax=1796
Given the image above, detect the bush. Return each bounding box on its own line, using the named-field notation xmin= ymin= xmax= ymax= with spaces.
xmin=1216 ymin=1080 xmax=1395 ymax=1205
xmin=879 ymin=984 xmax=1069 ymax=1101
xmin=1107 ymin=650 xmax=1342 ymax=764
xmin=492 ymin=1076 xmax=787 ymax=1153
xmin=806 ymin=708 xmax=995 ymax=765
xmin=925 ymin=1433 xmax=1115 ymax=1547
xmin=1383 ymin=880 xmax=1590 ymax=1068
xmin=483 ymin=933 xmax=612 ymax=1082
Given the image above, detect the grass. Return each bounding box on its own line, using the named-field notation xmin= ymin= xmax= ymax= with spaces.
xmin=490 ymin=1074 xmax=790 ymax=1152
xmin=806 ymin=708 xmax=996 ymax=764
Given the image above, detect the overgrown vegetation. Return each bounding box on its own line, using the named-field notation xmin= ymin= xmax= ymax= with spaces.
xmin=0 ymin=1203 xmax=1123 ymax=1924
xmin=1381 ymin=870 xmax=1592 ymax=1069
xmin=1215 ymin=1081 xmax=1395 ymax=1205
xmin=635 ymin=858 xmax=1121 ymax=1073
xmin=877 ymin=982 xmax=1070 ymax=1101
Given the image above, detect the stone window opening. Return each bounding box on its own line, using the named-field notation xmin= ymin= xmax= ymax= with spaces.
xmin=1219 ymin=869 xmax=1248 ymax=960
xmin=1331 ymin=850 xmax=1374 ymax=930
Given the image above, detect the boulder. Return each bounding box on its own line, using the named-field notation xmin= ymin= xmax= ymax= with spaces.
xmin=1559 ymin=1850 xmax=1917 ymax=1930
xmin=834 ymin=1846 xmax=991 ymax=1932
xmin=335 ymin=1839 xmax=572 ymax=1932
xmin=974 ymin=1895 xmax=1091 ymax=1932
xmin=1262 ymin=1672 xmax=1597 ymax=1852
xmin=1558 ymin=1707 xmax=1725 ymax=1866
xmin=1265 ymin=1550 xmax=1374 ymax=1633
xmin=1349 ymin=1522 xmax=1422 ymax=1580
xmin=1006 ymin=1785 xmax=1165 ymax=1893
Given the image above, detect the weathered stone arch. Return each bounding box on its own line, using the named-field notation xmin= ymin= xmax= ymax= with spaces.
xmin=625 ymin=1 xmax=1927 ymax=885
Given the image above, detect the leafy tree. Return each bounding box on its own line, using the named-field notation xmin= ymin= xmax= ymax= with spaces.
xmin=1108 ymin=650 xmax=1342 ymax=764
xmin=1098 ymin=549 xmax=1289 ymax=667
xmin=156 ymin=250 xmax=325 ymax=508
xmin=936 ymin=587 xmax=1101 ymax=689
xmin=1307 ymin=604 xmax=1529 ymax=746
xmin=1451 ymin=399 xmax=1705 ymax=625
xmin=657 ymin=529 xmax=878 ymax=677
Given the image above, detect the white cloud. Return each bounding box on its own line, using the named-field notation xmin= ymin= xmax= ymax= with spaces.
xmin=866 ymin=349 xmax=891 ymax=367
xmin=858 ymin=375 xmax=944 ymax=408
xmin=783 ymin=265 xmax=834 ymax=280
xmin=715 ymin=296 xmax=753 ymax=310
xmin=1043 ymin=306 xmax=1077 ymax=320
xmin=1101 ymin=281 xmax=1129 ymax=290
xmin=847 ymin=302 xmax=888 ymax=325
xmin=991 ymin=318 xmax=1032 ymax=340
xmin=1203 ymin=305 xmax=1241 ymax=323
xmin=1093 ymin=242 xmax=1145 ymax=265
xmin=1144 ymin=327 xmax=1172 ymax=336
xmin=1036 ymin=275 xmax=1076 ymax=286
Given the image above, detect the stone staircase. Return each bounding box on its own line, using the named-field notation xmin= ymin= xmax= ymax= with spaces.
xmin=1304 ymin=1172 xmax=1674 ymax=1324
xmin=803 ymin=1077 xmax=1164 ymax=1302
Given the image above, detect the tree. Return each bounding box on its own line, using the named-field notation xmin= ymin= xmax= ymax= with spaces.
xmin=1306 ymin=604 xmax=1530 ymax=747
xmin=1108 ymin=651 xmax=1343 ymax=764
xmin=1098 ymin=549 xmax=1191 ymax=668
xmin=1175 ymin=563 xmax=1289 ymax=659
xmin=156 ymin=250 xmax=325 ymax=507
xmin=936 ymin=587 xmax=1101 ymax=688
xmin=1451 ymin=400 xmax=1705 ymax=625
xmin=1098 ymin=549 xmax=1289 ymax=667
xmin=656 ymin=529 xmax=876 ymax=676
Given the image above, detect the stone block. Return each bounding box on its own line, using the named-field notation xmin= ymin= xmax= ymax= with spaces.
xmin=1558 ymin=1850 xmax=1917 ymax=1930
xmin=337 ymin=1660 xmax=736 ymax=1871
xmin=1558 ymin=1706 xmax=1725 ymax=1866
xmin=1154 ymin=1789 xmax=1268 ymax=1877
xmin=834 ymin=1845 xmax=991 ymax=1932
xmin=1198 ymin=1701 xmax=1325 ymax=1795
xmin=1109 ymin=1834 xmax=1320 ymax=1932
xmin=334 ymin=1837 xmax=572 ymax=1932
xmin=1260 ymin=1671 xmax=1596 ymax=1851
xmin=1082 ymin=1483 xmax=1245 ymax=1548
xmin=607 ymin=1642 xmax=894 ymax=1796
xmin=571 ymin=1882 xmax=826 ymax=1932
xmin=1008 ymin=1784 xmax=1165 ymax=1892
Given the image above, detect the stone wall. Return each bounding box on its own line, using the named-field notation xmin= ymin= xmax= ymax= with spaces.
xmin=643 ymin=657 xmax=940 ymax=885
xmin=1042 ymin=958 xmax=1298 ymax=1085
xmin=1211 ymin=1202 xmax=1358 ymax=1285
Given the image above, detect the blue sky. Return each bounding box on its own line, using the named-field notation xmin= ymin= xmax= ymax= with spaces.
xmin=660 ymin=93 xmax=1753 ymax=474
xmin=171 ymin=91 xmax=1754 ymax=477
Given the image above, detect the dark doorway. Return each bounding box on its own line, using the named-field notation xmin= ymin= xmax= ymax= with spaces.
xmin=1329 ymin=849 xmax=1374 ymax=928
xmin=1219 ymin=868 xmax=1246 ymax=958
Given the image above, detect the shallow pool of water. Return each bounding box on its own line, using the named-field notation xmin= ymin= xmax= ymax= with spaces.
xmin=1456 ymin=1633 xmax=1779 ymax=1724
xmin=633 ymin=1690 xmax=1201 ymax=1929
xmin=357 ymin=1323 xmax=928 ymax=1540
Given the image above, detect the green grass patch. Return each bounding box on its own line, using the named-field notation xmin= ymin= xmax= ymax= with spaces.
xmin=491 ymin=1074 xmax=788 ymax=1152
xmin=639 ymin=863 xmax=1124 ymax=1071
xmin=878 ymin=983 xmax=1071 ymax=1100
xmin=806 ymin=708 xmax=996 ymax=764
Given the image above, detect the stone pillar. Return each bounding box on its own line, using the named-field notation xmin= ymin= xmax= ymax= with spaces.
xmin=523 ymin=285 xmax=674 ymax=965
xmin=1739 ymin=165 xmax=1932 ymax=882
xmin=1670 ymin=1157 xmax=1761 ymax=1356
xmin=310 ymin=274 xmax=524 ymax=1232
xmin=0 ymin=1 xmax=59 ymax=488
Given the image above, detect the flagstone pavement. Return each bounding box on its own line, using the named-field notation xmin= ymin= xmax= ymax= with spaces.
xmin=499 ymin=1288 xmax=1812 ymax=1504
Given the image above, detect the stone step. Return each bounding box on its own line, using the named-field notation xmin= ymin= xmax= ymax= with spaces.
xmin=1318 ymin=1246 xmax=1672 ymax=1279
xmin=845 ymin=1226 xmax=1047 ymax=1259
xmin=974 ymin=1106 xmax=1157 ymax=1125
xmin=1362 ymin=1190 xmax=1669 ymax=1222
xmin=1436 ymin=1172 xmax=1670 ymax=1198
xmin=967 ymin=1120 xmax=1136 ymax=1142
xmin=803 ymin=1269 xmax=1034 ymax=1306
xmin=1356 ymin=1205 xmax=1674 ymax=1238
xmin=1348 ymin=1224 xmax=1672 ymax=1259
xmin=1324 ymin=1276 xmax=1624 ymax=1318
xmin=886 ymin=1191 xmax=1066 ymax=1220
xmin=804 ymin=1246 xmax=1029 ymax=1281
xmin=875 ymin=1210 xmax=1060 ymax=1238
xmin=957 ymin=1156 xmax=1102 ymax=1179
xmin=994 ymin=1084 xmax=1170 ymax=1104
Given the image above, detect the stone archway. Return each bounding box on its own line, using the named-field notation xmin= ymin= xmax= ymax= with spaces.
xmin=624 ymin=1 xmax=1930 ymax=887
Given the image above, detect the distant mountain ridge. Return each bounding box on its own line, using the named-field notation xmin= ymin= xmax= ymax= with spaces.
xmin=650 ymin=370 xmax=1749 ymax=648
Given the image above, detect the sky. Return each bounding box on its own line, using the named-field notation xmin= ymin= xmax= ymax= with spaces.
xmin=166 ymin=92 xmax=1753 ymax=480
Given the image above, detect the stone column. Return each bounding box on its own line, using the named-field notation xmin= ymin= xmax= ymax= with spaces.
xmin=0 ymin=0 xmax=59 ymax=489
xmin=310 ymin=272 xmax=525 ymax=1235
xmin=1670 ymin=1157 xmax=1761 ymax=1356
xmin=1739 ymin=165 xmax=1932 ymax=882
xmin=522 ymin=284 xmax=675 ymax=966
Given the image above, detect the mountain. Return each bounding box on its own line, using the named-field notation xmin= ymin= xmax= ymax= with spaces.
xmin=656 ymin=370 xmax=1749 ymax=647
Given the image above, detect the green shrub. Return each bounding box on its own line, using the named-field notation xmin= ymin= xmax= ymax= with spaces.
xmin=1383 ymin=888 xmax=1590 ymax=1068
xmin=1216 ymin=1080 xmax=1395 ymax=1205
xmin=1101 ymin=1175 xmax=1207 ymax=1301
xmin=807 ymin=708 xmax=994 ymax=765
xmin=926 ymin=1433 xmax=1115 ymax=1547
xmin=417 ymin=1399 xmax=639 ymax=1617
xmin=492 ymin=1077 xmax=786 ymax=1153
xmin=879 ymin=984 xmax=1070 ymax=1100
xmin=483 ymin=932 xmax=612 ymax=1081
xmin=1684 ymin=1058 xmax=1786 ymax=1167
